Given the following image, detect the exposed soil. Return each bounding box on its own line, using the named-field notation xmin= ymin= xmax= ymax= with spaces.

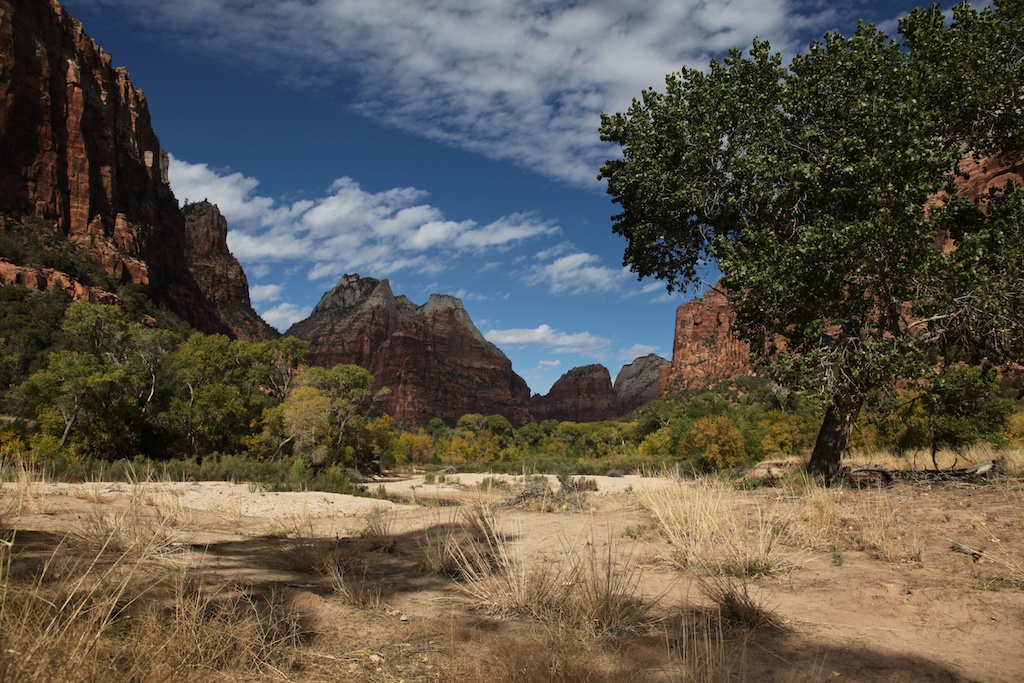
xmin=3 ymin=472 xmax=1022 ymax=682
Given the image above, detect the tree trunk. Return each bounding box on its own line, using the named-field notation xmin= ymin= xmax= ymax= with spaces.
xmin=806 ymin=397 xmax=863 ymax=484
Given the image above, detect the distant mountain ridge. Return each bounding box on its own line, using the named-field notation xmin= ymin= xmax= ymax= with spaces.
xmin=529 ymin=355 xmax=669 ymax=423
xmin=287 ymin=274 xmax=533 ymax=425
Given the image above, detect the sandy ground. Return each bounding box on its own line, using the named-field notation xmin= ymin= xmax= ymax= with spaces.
xmin=3 ymin=472 xmax=1023 ymax=682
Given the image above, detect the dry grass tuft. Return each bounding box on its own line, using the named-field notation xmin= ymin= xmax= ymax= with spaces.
xmin=457 ymin=524 xmax=654 ymax=638
xmin=666 ymin=609 xmax=747 ymax=683
xmin=696 ymin=574 xmax=781 ymax=631
xmin=0 ymin=532 xmax=306 ymax=682
xmin=2 ymin=461 xmax=51 ymax=516
xmin=325 ymin=563 xmax=390 ymax=609
xmin=638 ymin=478 xmax=787 ymax=577
xmin=852 ymin=493 xmax=924 ymax=563
xmin=414 ymin=504 xmax=504 ymax=579
xmin=997 ymin=448 xmax=1024 ymax=477
xmin=782 ymin=485 xmax=851 ymax=553
xmin=358 ymin=504 xmax=397 ymax=552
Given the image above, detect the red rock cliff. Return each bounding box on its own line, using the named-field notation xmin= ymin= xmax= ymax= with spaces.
xmin=0 ymin=0 xmax=269 ymax=339
xmin=530 ymin=364 xmax=617 ymax=423
xmin=659 ymin=287 xmax=752 ymax=393
xmin=287 ymin=274 xmax=532 ymax=426
xmin=528 ymin=354 xmax=668 ymax=423
xmin=182 ymin=202 xmax=275 ymax=340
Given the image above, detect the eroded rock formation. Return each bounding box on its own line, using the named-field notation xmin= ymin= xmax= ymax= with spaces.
xmin=529 ymin=354 xmax=668 ymax=423
xmin=614 ymin=354 xmax=669 ymax=414
xmin=658 ymin=287 xmax=752 ymax=393
xmin=287 ymin=274 xmax=532 ymax=426
xmin=530 ymin=364 xmax=617 ymax=423
xmin=0 ymin=256 xmax=118 ymax=305
xmin=0 ymin=0 xmax=270 ymax=339
xmin=181 ymin=202 xmax=275 ymax=340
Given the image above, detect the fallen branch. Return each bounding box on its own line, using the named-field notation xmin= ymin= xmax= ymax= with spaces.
xmin=898 ymin=460 xmax=997 ymax=483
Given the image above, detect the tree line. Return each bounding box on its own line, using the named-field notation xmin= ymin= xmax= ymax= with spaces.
xmin=1 ymin=288 xmax=1020 ymax=486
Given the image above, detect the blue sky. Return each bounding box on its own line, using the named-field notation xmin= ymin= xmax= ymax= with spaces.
xmin=63 ymin=0 xmax=948 ymax=394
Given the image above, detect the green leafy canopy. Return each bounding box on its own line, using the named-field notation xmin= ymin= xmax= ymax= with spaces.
xmin=599 ymin=0 xmax=1024 ymax=477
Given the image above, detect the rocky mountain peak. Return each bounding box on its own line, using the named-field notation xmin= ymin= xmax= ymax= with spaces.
xmin=420 ymin=293 xmax=488 ymax=345
xmin=614 ymin=354 xmax=670 ymax=414
xmin=287 ymin=275 xmax=531 ymax=425
xmin=529 ymin=356 xmax=668 ymax=423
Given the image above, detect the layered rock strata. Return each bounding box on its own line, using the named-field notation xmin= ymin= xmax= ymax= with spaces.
xmin=658 ymin=287 xmax=752 ymax=393
xmin=0 ymin=0 xmax=269 ymax=339
xmin=529 ymin=354 xmax=669 ymax=423
xmin=287 ymin=274 xmax=532 ymax=426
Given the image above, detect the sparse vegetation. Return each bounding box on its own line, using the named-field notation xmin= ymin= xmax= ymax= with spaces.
xmin=0 ymin=527 xmax=306 ymax=682
xmin=638 ymin=478 xmax=787 ymax=577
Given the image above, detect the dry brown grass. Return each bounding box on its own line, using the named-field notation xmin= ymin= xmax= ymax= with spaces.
xmin=949 ymin=484 xmax=1024 ymax=583
xmin=638 ymin=478 xmax=787 ymax=577
xmin=456 ymin=521 xmax=654 ymax=638
xmin=1 ymin=461 xmax=51 ymax=516
xmin=358 ymin=504 xmax=398 ymax=552
xmin=414 ymin=504 xmax=504 ymax=579
xmin=844 ymin=444 xmax=1017 ymax=474
xmin=694 ymin=574 xmax=781 ymax=631
xmin=851 ymin=492 xmax=924 ymax=563
xmin=72 ymin=485 xmax=194 ymax=558
xmin=437 ymin=626 xmax=642 ymax=683
xmin=665 ymin=609 xmax=748 ymax=683
xmin=781 ymin=484 xmax=851 ymax=553
xmin=0 ymin=533 xmax=306 ymax=682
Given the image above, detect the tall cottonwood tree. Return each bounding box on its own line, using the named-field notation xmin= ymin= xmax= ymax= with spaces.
xmin=282 ymin=365 xmax=390 ymax=470
xmin=599 ymin=1 xmax=1023 ymax=480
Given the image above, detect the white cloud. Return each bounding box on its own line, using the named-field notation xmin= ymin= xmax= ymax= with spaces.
xmin=526 ymin=252 xmax=631 ymax=295
xmin=452 ymin=289 xmax=488 ymax=302
xmin=617 ymin=344 xmax=662 ymax=362
xmin=168 ymin=157 xmax=559 ymax=279
xmin=539 ymin=360 xmax=562 ymax=369
xmin=259 ymin=302 xmax=313 ymax=331
xmin=172 ymin=159 xmax=275 ymax=222
xmin=96 ymin=0 xmax=836 ymax=186
xmin=535 ymin=241 xmax=575 ymax=261
xmin=249 ymin=283 xmax=283 ymax=303
xmin=484 ymin=324 xmax=609 ymax=354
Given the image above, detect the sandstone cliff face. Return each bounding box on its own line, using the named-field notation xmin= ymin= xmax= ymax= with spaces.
xmin=181 ymin=202 xmax=275 ymax=340
xmin=287 ymin=274 xmax=532 ymax=426
xmin=288 ymin=275 xmax=417 ymax=369
xmin=0 ymin=0 xmax=268 ymax=339
xmin=528 ymin=354 xmax=668 ymax=423
xmin=0 ymin=256 xmax=118 ymax=305
xmin=530 ymin=364 xmax=617 ymax=423
xmin=614 ymin=354 xmax=669 ymax=414
xmin=658 ymin=287 xmax=752 ymax=393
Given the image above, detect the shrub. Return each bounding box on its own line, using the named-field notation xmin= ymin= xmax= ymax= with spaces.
xmin=684 ymin=415 xmax=747 ymax=470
